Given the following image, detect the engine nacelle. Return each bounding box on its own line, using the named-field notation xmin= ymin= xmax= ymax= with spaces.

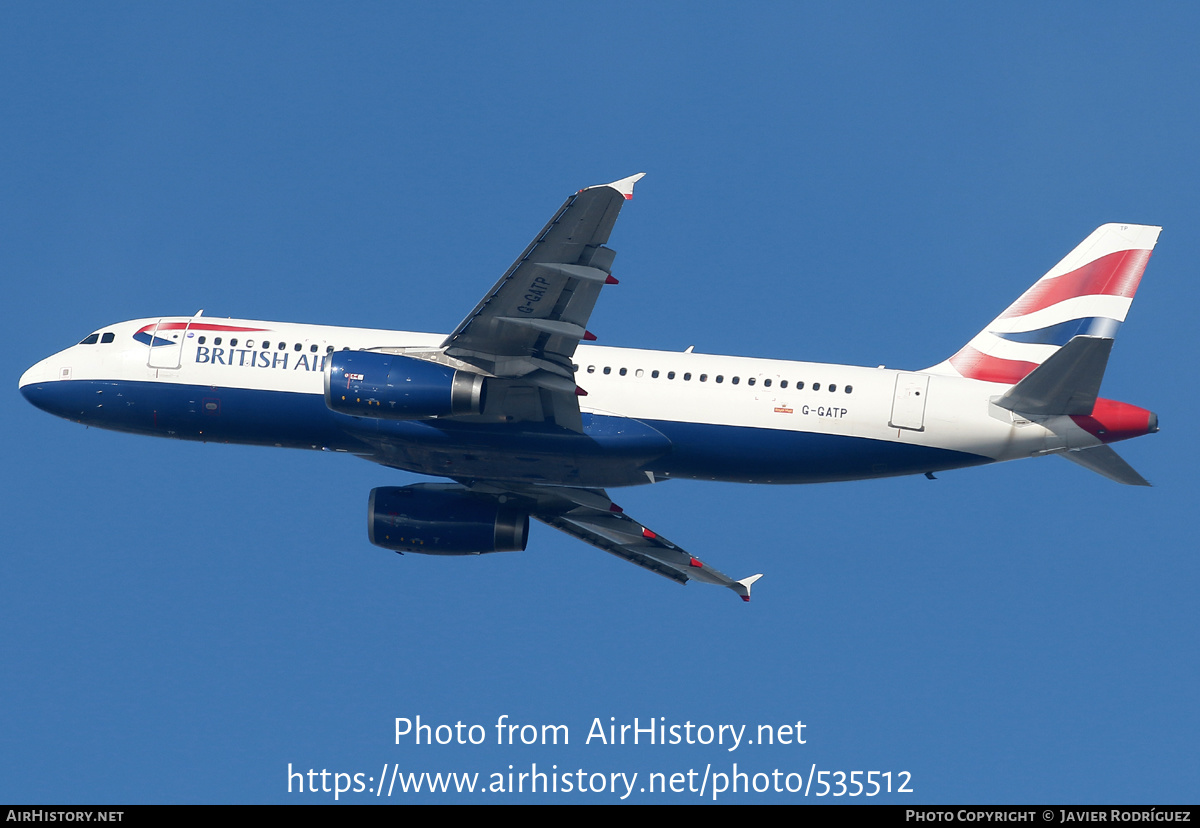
xmin=368 ymin=485 xmax=529 ymax=555
xmin=325 ymin=351 xmax=485 ymax=419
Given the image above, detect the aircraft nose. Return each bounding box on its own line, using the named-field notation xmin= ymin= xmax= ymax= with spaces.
xmin=20 ymin=360 xmax=45 ymax=392
xmin=1148 ymin=411 xmax=1159 ymax=433
xmin=19 ymin=357 xmax=64 ymax=415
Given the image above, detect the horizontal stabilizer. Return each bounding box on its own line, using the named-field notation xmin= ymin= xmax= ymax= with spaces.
xmin=1060 ymin=444 xmax=1151 ymax=486
xmin=996 ymin=335 xmax=1112 ymax=416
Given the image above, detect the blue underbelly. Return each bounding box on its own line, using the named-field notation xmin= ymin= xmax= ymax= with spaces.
xmin=21 ymin=380 xmax=990 ymax=486
xmin=644 ymin=419 xmax=989 ymax=483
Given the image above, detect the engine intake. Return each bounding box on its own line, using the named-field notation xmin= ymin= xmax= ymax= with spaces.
xmin=326 ymin=351 xmax=485 ymax=419
xmin=368 ymin=485 xmax=529 ymax=555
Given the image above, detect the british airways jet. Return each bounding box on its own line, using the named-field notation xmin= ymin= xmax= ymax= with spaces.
xmin=19 ymin=175 xmax=1160 ymax=601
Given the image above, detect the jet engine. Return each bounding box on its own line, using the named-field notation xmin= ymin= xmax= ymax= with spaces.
xmin=368 ymin=485 xmax=529 ymax=555
xmin=326 ymin=351 xmax=485 ymax=419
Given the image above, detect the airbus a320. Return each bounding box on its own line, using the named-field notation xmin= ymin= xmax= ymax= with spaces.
xmin=19 ymin=174 xmax=1160 ymax=600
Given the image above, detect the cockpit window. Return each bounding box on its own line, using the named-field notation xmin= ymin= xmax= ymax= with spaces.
xmin=79 ymin=334 xmax=100 ymax=345
xmin=101 ymin=332 xmax=115 ymax=344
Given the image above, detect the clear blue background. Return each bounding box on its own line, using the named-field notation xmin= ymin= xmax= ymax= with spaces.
xmin=2 ymin=3 xmax=1196 ymax=803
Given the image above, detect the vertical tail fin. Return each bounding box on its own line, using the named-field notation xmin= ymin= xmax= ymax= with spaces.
xmin=926 ymin=224 xmax=1161 ymax=383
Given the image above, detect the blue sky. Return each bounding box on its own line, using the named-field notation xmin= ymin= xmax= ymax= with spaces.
xmin=3 ymin=3 xmax=1197 ymax=803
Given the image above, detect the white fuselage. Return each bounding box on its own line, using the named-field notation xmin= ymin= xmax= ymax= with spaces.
xmin=20 ymin=315 xmax=1103 ymax=488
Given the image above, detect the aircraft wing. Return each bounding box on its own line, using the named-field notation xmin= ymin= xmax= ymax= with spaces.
xmin=440 ymin=174 xmax=644 ymax=432
xmin=464 ymin=481 xmax=764 ymax=601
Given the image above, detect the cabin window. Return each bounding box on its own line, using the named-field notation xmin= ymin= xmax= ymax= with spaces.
xmin=230 ymin=338 xmax=239 ymax=347
xmin=586 ymin=365 xmax=595 ymax=373
xmin=796 ymin=381 xmax=804 ymax=390
xmin=763 ymin=378 xmax=771 ymax=387
xmin=748 ymin=377 xmax=756 ymax=386
xmin=813 ymin=383 xmax=820 ymax=391
xmin=732 ymin=377 xmax=740 ymax=385
xmin=635 ymin=369 xmax=644 ymax=378
xmin=780 ymin=380 xmax=788 ymax=388
xmin=277 ymin=342 xmax=285 ymax=350
xmin=700 ymin=374 xmax=707 ymax=382
xmin=829 ymin=384 xmax=836 ymax=392
xmin=667 ymin=371 xmax=676 ymax=380
xmin=619 ymin=368 xmax=627 ymax=376
xmin=845 ymin=385 xmax=853 ymax=393
xmin=716 ymin=375 xmax=724 ymax=383
xmin=294 ymin=343 xmax=302 ymax=352
xmin=603 ymin=366 xmax=612 ymax=375
xmin=198 ymin=336 xmax=206 ymax=344
xmin=310 ymin=344 xmax=318 ymax=353
xmin=652 ymin=370 xmax=660 ymax=378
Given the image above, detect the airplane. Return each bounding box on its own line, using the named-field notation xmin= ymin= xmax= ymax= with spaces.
xmin=19 ymin=174 xmax=1161 ymax=601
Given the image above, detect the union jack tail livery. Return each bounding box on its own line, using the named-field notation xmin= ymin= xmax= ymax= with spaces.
xmin=928 ymin=223 xmax=1161 ymax=384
